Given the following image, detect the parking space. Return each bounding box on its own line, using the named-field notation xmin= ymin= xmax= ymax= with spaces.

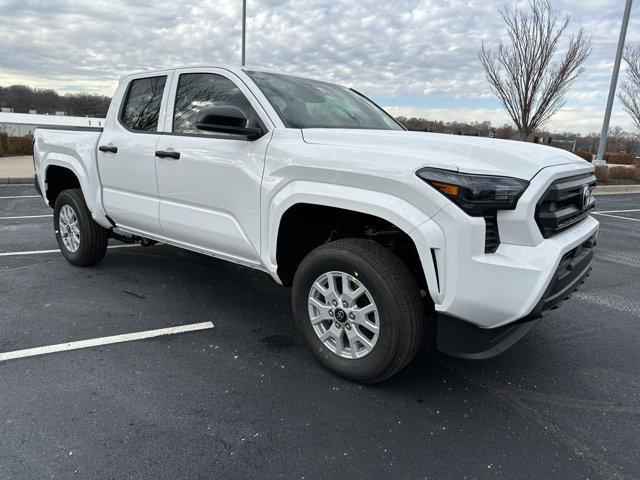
xmin=1 ymin=186 xmax=639 ymax=479
xmin=0 ymin=187 xmax=52 ymax=221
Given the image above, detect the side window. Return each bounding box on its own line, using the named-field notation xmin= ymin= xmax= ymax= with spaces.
xmin=121 ymin=76 xmax=166 ymax=132
xmin=173 ymin=73 xmax=261 ymax=136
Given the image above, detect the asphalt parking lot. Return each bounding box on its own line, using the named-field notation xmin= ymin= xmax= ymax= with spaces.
xmin=1 ymin=185 xmax=639 ymax=480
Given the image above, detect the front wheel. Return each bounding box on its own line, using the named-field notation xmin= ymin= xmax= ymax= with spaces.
xmin=292 ymin=238 xmax=425 ymax=383
xmin=53 ymin=188 xmax=108 ymax=266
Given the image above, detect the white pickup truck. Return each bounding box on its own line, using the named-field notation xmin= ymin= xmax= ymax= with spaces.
xmin=34 ymin=65 xmax=598 ymax=382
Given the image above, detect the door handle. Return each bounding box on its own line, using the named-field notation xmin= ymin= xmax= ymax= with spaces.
xmin=155 ymin=150 xmax=180 ymax=160
xmin=98 ymin=145 xmax=118 ymax=153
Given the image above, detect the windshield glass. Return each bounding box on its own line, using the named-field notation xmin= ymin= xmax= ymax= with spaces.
xmin=245 ymin=70 xmax=403 ymax=131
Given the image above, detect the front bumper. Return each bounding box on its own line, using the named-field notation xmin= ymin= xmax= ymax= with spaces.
xmin=412 ymin=163 xmax=599 ymax=329
xmin=436 ymin=233 xmax=596 ymax=359
xmin=406 ymin=163 xmax=599 ymax=359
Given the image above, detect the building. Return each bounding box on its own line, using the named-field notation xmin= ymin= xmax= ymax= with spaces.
xmin=0 ymin=112 xmax=104 ymax=136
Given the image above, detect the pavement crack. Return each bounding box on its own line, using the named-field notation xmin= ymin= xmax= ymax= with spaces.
xmin=123 ymin=289 xmax=146 ymax=300
xmin=0 ymin=259 xmax=57 ymax=276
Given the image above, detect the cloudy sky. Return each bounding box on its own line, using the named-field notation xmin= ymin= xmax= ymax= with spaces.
xmin=0 ymin=0 xmax=638 ymax=133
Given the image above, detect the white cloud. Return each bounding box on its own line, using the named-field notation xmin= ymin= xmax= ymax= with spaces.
xmin=0 ymin=0 xmax=638 ymax=133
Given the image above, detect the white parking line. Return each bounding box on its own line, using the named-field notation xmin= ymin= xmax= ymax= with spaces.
xmin=0 ymin=195 xmax=41 ymax=199
xmin=0 ymin=214 xmax=52 ymax=220
xmin=594 ymin=208 xmax=640 ymax=214
xmin=0 ymin=244 xmax=139 ymax=257
xmin=0 ymin=322 xmax=214 ymax=362
xmin=592 ymin=212 xmax=640 ymax=222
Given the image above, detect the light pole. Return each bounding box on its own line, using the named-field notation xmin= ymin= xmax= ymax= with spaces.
xmin=595 ymin=0 xmax=634 ymax=165
xmin=241 ymin=0 xmax=247 ymax=66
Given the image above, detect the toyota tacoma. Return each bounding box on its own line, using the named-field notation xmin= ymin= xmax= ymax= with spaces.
xmin=33 ymin=66 xmax=598 ymax=382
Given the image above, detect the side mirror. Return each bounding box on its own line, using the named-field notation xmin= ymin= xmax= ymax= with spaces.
xmin=195 ymin=106 xmax=262 ymax=139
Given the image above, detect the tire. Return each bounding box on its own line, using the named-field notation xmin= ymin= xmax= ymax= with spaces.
xmin=53 ymin=188 xmax=108 ymax=266
xmin=292 ymin=238 xmax=425 ymax=383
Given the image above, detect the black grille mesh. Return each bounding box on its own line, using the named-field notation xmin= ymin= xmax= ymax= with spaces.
xmin=536 ymin=173 xmax=596 ymax=238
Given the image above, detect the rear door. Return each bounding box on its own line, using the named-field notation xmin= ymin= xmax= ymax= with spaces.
xmin=154 ymin=68 xmax=273 ymax=266
xmin=97 ymin=72 xmax=172 ymax=234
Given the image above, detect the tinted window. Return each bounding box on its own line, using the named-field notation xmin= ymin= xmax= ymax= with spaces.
xmin=173 ymin=73 xmax=261 ymax=135
xmin=121 ymin=76 xmax=166 ymax=131
xmin=245 ymin=70 xmax=402 ymax=130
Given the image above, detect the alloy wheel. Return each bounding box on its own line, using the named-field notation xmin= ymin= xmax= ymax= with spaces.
xmin=308 ymin=271 xmax=380 ymax=359
xmin=59 ymin=204 xmax=81 ymax=253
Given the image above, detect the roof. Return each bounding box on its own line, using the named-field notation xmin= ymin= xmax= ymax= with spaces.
xmin=116 ymin=64 xmax=339 ymax=87
xmin=0 ymin=112 xmax=104 ymax=127
xmin=118 ymin=64 xmax=243 ymax=82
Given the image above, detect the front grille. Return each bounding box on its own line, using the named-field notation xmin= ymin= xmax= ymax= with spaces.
xmin=484 ymin=214 xmax=500 ymax=253
xmin=535 ymin=173 xmax=596 ymax=238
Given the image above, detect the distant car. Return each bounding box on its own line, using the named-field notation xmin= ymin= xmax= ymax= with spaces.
xmin=33 ymin=65 xmax=598 ymax=382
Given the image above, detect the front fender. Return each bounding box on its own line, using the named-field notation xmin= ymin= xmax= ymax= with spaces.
xmin=261 ymin=180 xmax=446 ymax=304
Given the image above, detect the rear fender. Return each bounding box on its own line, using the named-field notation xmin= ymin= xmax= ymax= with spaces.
xmin=36 ymin=131 xmax=111 ymax=228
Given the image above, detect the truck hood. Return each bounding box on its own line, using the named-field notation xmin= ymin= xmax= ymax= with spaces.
xmin=301 ymin=129 xmax=587 ymax=180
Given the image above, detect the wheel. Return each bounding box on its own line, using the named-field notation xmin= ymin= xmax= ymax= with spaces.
xmin=53 ymin=188 xmax=108 ymax=266
xmin=292 ymin=238 xmax=425 ymax=383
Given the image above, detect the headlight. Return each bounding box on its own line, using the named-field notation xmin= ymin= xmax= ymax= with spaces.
xmin=416 ymin=167 xmax=529 ymax=216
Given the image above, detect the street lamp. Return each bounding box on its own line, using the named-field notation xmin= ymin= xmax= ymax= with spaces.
xmin=595 ymin=0 xmax=634 ymax=165
xmin=241 ymin=0 xmax=247 ymax=66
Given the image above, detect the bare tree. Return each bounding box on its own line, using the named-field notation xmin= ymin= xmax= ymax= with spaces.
xmin=63 ymin=92 xmax=111 ymax=117
xmin=0 ymin=85 xmax=111 ymax=116
xmin=618 ymin=44 xmax=640 ymax=132
xmin=479 ymin=0 xmax=591 ymax=140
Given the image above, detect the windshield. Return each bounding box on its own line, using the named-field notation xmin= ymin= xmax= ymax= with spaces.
xmin=245 ymin=70 xmax=403 ymax=131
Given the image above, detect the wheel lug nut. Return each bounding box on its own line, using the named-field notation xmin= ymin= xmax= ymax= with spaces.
xmin=334 ymin=322 xmax=341 ymax=329
xmin=345 ymin=324 xmax=351 ymax=330
xmin=328 ymin=310 xmax=334 ymax=317
xmin=332 ymin=300 xmax=338 ymax=307
xmin=342 ymin=300 xmax=348 ymax=308
xmin=349 ymin=312 xmax=355 ymax=320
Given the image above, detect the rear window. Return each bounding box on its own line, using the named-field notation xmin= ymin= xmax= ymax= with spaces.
xmin=121 ymin=76 xmax=166 ymax=132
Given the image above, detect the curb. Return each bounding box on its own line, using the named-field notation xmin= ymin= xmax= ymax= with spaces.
xmin=594 ymin=185 xmax=640 ymax=195
xmin=0 ymin=176 xmax=34 ymax=185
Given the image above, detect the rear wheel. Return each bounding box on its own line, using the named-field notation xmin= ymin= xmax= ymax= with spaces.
xmin=53 ymin=188 xmax=108 ymax=266
xmin=292 ymin=238 xmax=425 ymax=383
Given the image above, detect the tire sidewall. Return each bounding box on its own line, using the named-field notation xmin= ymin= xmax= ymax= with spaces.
xmin=292 ymin=246 xmax=401 ymax=382
xmin=53 ymin=190 xmax=91 ymax=265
